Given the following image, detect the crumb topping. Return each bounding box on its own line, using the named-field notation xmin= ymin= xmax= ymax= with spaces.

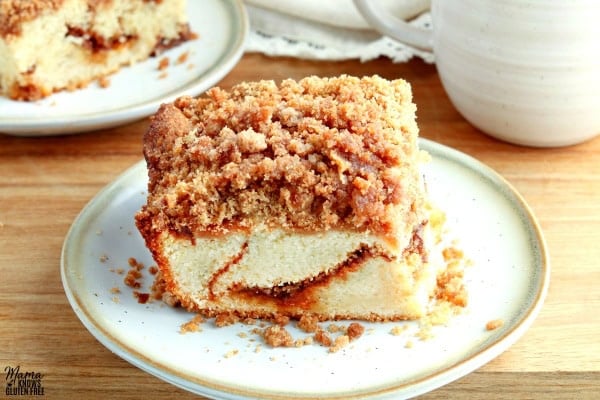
xmin=138 ymin=75 xmax=421 ymax=238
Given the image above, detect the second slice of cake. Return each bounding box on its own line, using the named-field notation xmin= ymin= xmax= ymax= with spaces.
xmin=136 ymin=75 xmax=439 ymax=321
xmin=0 ymin=0 xmax=192 ymax=101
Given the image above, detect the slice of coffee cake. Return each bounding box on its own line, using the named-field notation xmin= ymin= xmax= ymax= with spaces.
xmin=0 ymin=0 xmax=192 ymax=101
xmin=136 ymin=75 xmax=440 ymax=321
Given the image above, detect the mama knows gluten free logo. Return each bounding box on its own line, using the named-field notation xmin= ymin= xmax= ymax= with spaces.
xmin=4 ymin=366 xmax=44 ymax=396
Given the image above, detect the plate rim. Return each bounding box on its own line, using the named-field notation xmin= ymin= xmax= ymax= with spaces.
xmin=61 ymin=138 xmax=550 ymax=399
xmin=0 ymin=0 xmax=248 ymax=136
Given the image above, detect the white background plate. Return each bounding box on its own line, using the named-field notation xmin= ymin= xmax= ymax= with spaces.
xmin=61 ymin=139 xmax=549 ymax=399
xmin=0 ymin=0 xmax=247 ymax=136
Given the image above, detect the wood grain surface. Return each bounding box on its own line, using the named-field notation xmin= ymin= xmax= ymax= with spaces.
xmin=1 ymin=54 xmax=599 ymax=399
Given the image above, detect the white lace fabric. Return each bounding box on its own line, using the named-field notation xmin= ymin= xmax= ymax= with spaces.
xmin=244 ymin=0 xmax=434 ymax=63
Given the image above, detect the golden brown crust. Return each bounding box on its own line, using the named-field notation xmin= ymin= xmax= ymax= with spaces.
xmin=138 ymin=75 xmax=420 ymax=239
xmin=143 ymin=102 xmax=194 ymax=193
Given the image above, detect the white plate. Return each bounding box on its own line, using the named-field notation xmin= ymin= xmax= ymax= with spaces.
xmin=0 ymin=0 xmax=247 ymax=136
xmin=61 ymin=139 xmax=549 ymax=399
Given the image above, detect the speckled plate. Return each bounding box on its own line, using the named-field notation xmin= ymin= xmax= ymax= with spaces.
xmin=61 ymin=139 xmax=549 ymax=399
xmin=0 ymin=0 xmax=247 ymax=136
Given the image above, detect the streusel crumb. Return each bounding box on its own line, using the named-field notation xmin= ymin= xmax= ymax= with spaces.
xmin=124 ymin=269 xmax=142 ymax=289
xmin=263 ymin=325 xmax=293 ymax=347
xmin=214 ymin=312 xmax=240 ymax=327
xmin=297 ymin=314 xmax=319 ymax=333
xmin=176 ymin=51 xmax=189 ymax=65
xmin=436 ymin=246 xmax=468 ymax=307
xmin=137 ymin=75 xmax=420 ymax=238
xmin=486 ymin=319 xmax=504 ymax=331
xmin=272 ymin=314 xmax=290 ymax=326
xmin=314 ymin=329 xmax=332 ymax=347
xmin=329 ymin=335 xmax=350 ymax=353
xmin=180 ymin=315 xmax=204 ymax=334
xmin=133 ymin=291 xmax=150 ymax=304
xmin=327 ymin=324 xmax=345 ymax=333
xmin=390 ymin=325 xmax=408 ymax=336
xmin=346 ymin=322 xmax=365 ymax=340
xmin=158 ymin=57 xmax=170 ymax=71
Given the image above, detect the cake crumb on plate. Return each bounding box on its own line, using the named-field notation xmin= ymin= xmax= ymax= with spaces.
xmin=486 ymin=319 xmax=504 ymax=331
xmin=263 ymin=325 xmax=294 ymax=348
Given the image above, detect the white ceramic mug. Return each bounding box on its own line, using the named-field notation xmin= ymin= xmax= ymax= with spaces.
xmin=354 ymin=0 xmax=600 ymax=147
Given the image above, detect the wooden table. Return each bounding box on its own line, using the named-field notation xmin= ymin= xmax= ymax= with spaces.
xmin=1 ymin=54 xmax=599 ymax=399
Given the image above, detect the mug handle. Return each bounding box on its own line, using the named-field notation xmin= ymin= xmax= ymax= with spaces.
xmin=353 ymin=0 xmax=433 ymax=51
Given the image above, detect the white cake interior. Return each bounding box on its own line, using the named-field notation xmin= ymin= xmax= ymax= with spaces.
xmin=159 ymin=222 xmax=442 ymax=320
